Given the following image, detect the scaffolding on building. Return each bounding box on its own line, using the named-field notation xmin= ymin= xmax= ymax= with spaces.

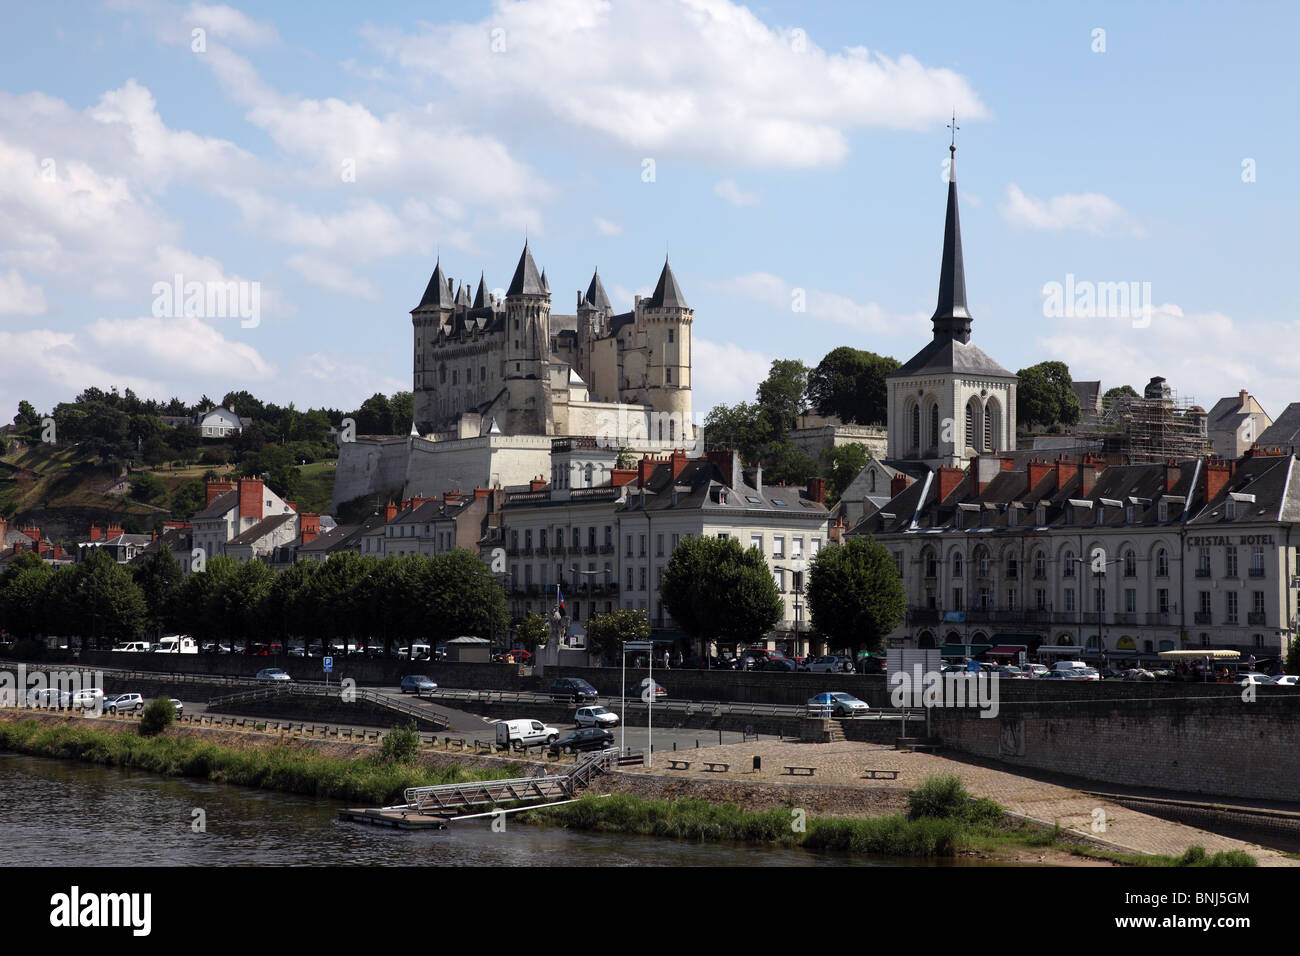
xmin=1082 ymin=379 xmax=1211 ymax=464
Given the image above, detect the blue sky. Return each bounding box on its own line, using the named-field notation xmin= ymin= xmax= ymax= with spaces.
xmin=1 ymin=0 xmax=1296 ymax=424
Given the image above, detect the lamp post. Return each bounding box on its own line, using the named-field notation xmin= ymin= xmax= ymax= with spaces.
xmin=1071 ymin=554 xmax=1120 ymax=664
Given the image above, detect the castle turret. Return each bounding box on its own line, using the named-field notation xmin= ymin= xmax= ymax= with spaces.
xmin=504 ymin=240 xmax=553 ymax=434
xmin=638 ymin=257 xmax=693 ymax=443
xmin=411 ymin=258 xmax=456 ymax=428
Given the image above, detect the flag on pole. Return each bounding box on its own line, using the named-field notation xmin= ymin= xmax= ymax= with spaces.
xmin=557 ymin=583 xmax=565 ymax=614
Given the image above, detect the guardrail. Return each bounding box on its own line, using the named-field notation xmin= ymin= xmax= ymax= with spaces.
xmin=206 ymin=682 xmax=451 ymax=729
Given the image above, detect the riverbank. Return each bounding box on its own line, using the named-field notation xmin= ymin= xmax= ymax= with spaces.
xmin=0 ymin=712 xmax=1260 ymax=867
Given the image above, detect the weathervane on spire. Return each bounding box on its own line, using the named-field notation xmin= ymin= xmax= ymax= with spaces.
xmin=947 ymin=110 xmax=959 ymax=154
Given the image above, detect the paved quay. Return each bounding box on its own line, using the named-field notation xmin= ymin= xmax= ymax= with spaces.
xmin=623 ymin=739 xmax=1299 ymax=866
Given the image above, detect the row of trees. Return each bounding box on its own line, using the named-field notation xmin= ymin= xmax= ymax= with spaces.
xmin=0 ymin=548 xmax=510 ymax=652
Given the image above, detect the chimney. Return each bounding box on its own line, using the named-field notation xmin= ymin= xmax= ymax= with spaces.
xmin=238 ymin=478 xmax=264 ymax=520
xmin=474 ymin=486 xmax=490 ymax=500
xmin=301 ymin=513 xmax=320 ymax=544
xmin=1027 ymin=458 xmax=1054 ymax=492
xmin=755 ymin=463 xmax=764 ymax=495
xmin=1078 ymin=461 xmax=1099 ymax=495
xmin=529 ymin=476 xmax=547 ymax=492
xmin=637 ymin=457 xmax=656 ymax=488
xmin=611 ymin=468 xmax=637 ymax=487
xmin=384 ymin=499 xmax=398 ymax=523
xmin=1054 ymin=457 xmax=1073 ymax=490
xmin=806 ymin=476 xmax=826 ymax=504
xmin=106 ymin=523 xmax=123 ymax=538
xmin=669 ymin=449 xmax=689 ymax=480
xmin=1000 ymin=457 xmax=1016 ymax=471
xmin=1164 ymin=460 xmax=1180 ymax=491
xmin=1204 ymin=457 xmax=1232 ymax=503
xmin=89 ymin=525 xmax=103 ymax=542
xmin=206 ymin=479 xmax=235 ymax=505
xmin=890 ymin=473 xmax=912 ymax=498
xmin=937 ymin=466 xmax=965 ymax=501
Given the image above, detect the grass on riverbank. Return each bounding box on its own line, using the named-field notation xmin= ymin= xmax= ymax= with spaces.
xmin=0 ymin=719 xmax=521 ymax=806
xmin=518 ymin=781 xmax=1258 ymax=866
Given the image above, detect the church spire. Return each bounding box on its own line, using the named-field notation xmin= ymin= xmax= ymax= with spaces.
xmin=931 ymin=115 xmax=971 ymax=344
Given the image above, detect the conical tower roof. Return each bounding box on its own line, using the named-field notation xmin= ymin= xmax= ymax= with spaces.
xmin=584 ymin=268 xmax=612 ymax=311
xmin=416 ymin=259 xmax=455 ymax=310
xmin=931 ymin=143 xmax=971 ymax=343
xmin=507 ymin=240 xmax=545 ymax=296
xmin=647 ymin=257 xmax=688 ymax=309
xmin=473 ymin=272 xmax=490 ymax=309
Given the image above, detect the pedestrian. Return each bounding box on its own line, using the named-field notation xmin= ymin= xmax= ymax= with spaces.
xmin=663 ymin=649 xmax=670 ymax=670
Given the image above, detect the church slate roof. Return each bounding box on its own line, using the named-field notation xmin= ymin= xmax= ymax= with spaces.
xmin=889 ymin=336 xmax=1016 ymax=379
xmin=584 ymin=269 xmax=612 ymax=311
xmin=415 ymin=259 xmax=456 ymax=311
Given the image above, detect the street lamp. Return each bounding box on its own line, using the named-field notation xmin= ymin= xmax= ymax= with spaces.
xmin=1070 ymin=554 xmax=1121 ymax=663
xmin=773 ymin=565 xmax=804 ymax=659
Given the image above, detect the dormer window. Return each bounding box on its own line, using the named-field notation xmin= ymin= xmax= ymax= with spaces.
xmin=1226 ymin=499 xmax=1236 ymax=521
xmin=1158 ymin=501 xmax=1169 ymax=522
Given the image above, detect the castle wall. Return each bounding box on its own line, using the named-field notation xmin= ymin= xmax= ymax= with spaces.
xmin=403 ymin=434 xmax=554 ymax=498
xmin=332 ymin=437 xmax=411 ymax=511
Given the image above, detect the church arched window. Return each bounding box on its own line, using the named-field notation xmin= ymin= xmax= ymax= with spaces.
xmin=911 ymin=405 xmax=921 ymax=451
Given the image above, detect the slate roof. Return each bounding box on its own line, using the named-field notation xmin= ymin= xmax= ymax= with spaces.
xmin=647 ymin=259 xmax=688 ymax=309
xmin=1257 ymin=403 xmax=1300 ymax=447
xmin=415 ymin=259 xmax=456 ymax=311
xmin=226 ymin=513 xmax=294 ymax=546
xmin=890 ymin=336 xmax=1016 ymax=379
xmin=192 ymin=490 xmax=238 ymax=521
xmin=507 ymin=241 xmax=545 ymax=296
xmin=584 ymin=269 xmax=612 ymax=311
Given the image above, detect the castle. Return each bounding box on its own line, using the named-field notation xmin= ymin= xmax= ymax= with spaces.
xmin=333 ymin=242 xmax=696 ymax=511
xmin=412 ymin=241 xmax=694 ymax=444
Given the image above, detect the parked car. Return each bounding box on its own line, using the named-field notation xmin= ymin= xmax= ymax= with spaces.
xmin=1022 ymin=663 xmax=1049 ymax=678
xmin=996 ymin=665 xmax=1029 ymax=679
xmin=548 ymin=727 xmax=616 ymax=755
xmin=70 ymin=688 xmax=104 ymax=710
xmin=634 ymin=678 xmax=668 ymax=700
xmin=255 ymin=668 xmax=292 ymax=682
xmin=1239 ymin=672 xmax=1273 ymax=686
xmin=104 ymin=693 xmax=144 ymax=714
xmin=761 ymin=658 xmax=798 ymax=672
xmin=807 ymin=656 xmax=846 ymax=674
xmin=400 ymin=675 xmax=437 ymax=695
xmin=574 ymin=705 xmax=619 ymax=727
xmin=1270 ymin=675 xmax=1299 ymax=686
xmin=550 ymin=678 xmax=599 ymax=703
xmin=495 ymin=719 xmax=559 ymax=751
xmin=27 ymin=688 xmax=70 ymax=708
xmin=857 ymin=656 xmax=885 ymax=675
xmin=808 ymin=692 xmax=870 ymax=717
xmin=169 ymin=699 xmax=184 ymax=717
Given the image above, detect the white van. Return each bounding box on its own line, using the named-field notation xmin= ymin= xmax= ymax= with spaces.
xmin=112 ymin=642 xmax=152 ymax=653
xmin=154 ymin=635 xmax=198 ymax=654
xmin=495 ymin=719 xmax=560 ymax=752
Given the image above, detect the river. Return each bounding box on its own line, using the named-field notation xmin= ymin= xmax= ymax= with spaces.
xmin=0 ymin=753 xmax=968 ymax=866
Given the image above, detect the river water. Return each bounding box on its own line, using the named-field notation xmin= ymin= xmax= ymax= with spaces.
xmin=0 ymin=753 xmax=962 ymax=866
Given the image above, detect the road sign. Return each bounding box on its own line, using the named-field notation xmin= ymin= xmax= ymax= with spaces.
xmin=323 ymin=657 xmax=333 ymax=673
xmin=624 ymin=641 xmax=652 ymax=652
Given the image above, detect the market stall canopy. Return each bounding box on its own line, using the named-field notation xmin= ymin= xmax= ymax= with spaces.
xmin=1158 ymin=649 xmax=1241 ymax=660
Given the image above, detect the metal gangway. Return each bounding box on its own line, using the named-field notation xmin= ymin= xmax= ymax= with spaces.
xmin=401 ymin=747 xmax=618 ymax=815
xmin=206 ymin=682 xmax=451 ymax=730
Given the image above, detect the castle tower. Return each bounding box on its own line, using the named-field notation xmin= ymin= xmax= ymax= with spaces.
xmin=638 ymin=257 xmax=694 ymax=444
xmin=575 ymin=268 xmax=613 ymax=387
xmin=411 ymin=257 xmax=456 ymax=430
xmin=886 ymin=134 xmax=1017 ymax=467
xmin=504 ymin=240 xmax=553 ymax=435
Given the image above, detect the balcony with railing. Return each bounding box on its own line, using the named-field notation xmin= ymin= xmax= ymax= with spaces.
xmin=1248 ymin=611 xmax=1267 ymax=625
xmin=1249 ymin=568 xmax=1266 ymax=578
xmin=1195 ymin=567 xmax=1211 ymax=578
xmin=1194 ymin=611 xmax=1212 ymax=624
xmin=1146 ymin=611 xmax=1171 ymax=626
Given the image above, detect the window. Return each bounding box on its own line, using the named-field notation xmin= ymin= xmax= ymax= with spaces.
xmin=931 ymin=405 xmax=940 ymax=448
xmin=1158 ymin=501 xmax=1169 ymax=522
xmin=1064 ymin=551 xmax=1075 ymax=577
xmin=1197 ymin=547 xmax=1210 ymax=576
xmin=656 ymin=534 xmax=664 ymax=556
xmin=626 ymin=567 xmax=633 ymax=589
xmin=1006 ymin=589 xmax=1017 ymax=611
xmin=626 ymin=535 xmax=633 ymax=558
xmin=1034 ymin=551 xmax=1046 ymax=579
xmin=1157 ymin=548 xmax=1168 ymax=577
xmin=1199 ymin=591 xmax=1212 ymax=619
xmin=1007 ymin=555 xmax=1018 ymax=579
xmin=1124 ymin=550 xmax=1136 ymax=576
xmin=924 ymin=549 xmax=937 ymax=578
xmin=911 ymin=405 xmax=921 ymax=450
xmin=952 ymin=587 xmax=963 ymax=609
xmin=1157 ymin=589 xmax=1169 ymax=613
xmin=1226 ymin=591 xmax=1238 ymax=624
xmin=811 ymin=537 xmax=821 ymax=557
xmin=1226 ymin=546 xmax=1238 ymax=577
xmin=894 ymin=551 xmax=903 ymax=575
xmin=750 ymin=534 xmax=763 ymax=553
xmin=792 ymin=536 xmax=803 ymax=559
xmin=640 ymin=567 xmax=647 ymax=590
xmin=1124 ymin=588 xmax=1136 ymax=614
xmin=1064 ymin=588 xmax=1075 ymax=612
xmin=666 ymin=369 xmax=672 ymax=384
xmin=774 ymin=568 xmax=786 ymax=592
xmin=965 ymin=405 xmax=973 ymax=447
xmin=672 ymin=533 xmax=680 ymax=551
xmin=952 ymin=553 xmax=963 ymax=578
xmin=1034 ymin=588 xmax=1046 ymax=610
xmin=1254 ymin=591 xmax=1265 ymax=615
xmin=639 ymin=534 xmax=646 ymax=557
xmin=668 ymin=328 xmax=674 ymax=343
xmin=774 ymin=536 xmax=786 ymax=559
xmin=1226 ymin=499 xmax=1236 ymax=520
xmin=1093 ymin=585 xmax=1105 ymax=613
xmin=976 ymin=548 xmax=990 ymax=577
xmin=1251 ymin=547 xmax=1265 ymax=576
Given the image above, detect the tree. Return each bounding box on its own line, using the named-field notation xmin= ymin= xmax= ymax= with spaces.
xmin=702 ymin=402 xmax=770 ymax=461
xmin=820 ymin=443 xmax=871 ymax=507
xmin=68 ymin=549 xmax=148 ymax=648
xmin=806 ymin=347 xmax=899 ymax=425
xmin=756 ymin=359 xmax=809 ymax=438
xmin=1016 ymin=361 xmax=1081 ymax=430
xmin=661 ymin=535 xmax=782 ymax=649
xmin=132 ymin=547 xmax=182 ymax=637
xmin=1103 ymin=384 xmax=1139 ymax=412
xmin=415 ymin=549 xmax=509 ymax=643
xmin=805 ymin=536 xmax=905 ymax=654
xmin=514 ymin=611 xmax=549 ymax=652
xmin=222 ymin=390 xmax=266 ymax=420
xmin=129 ymin=472 xmax=165 ymax=503
xmin=584 ymin=608 xmax=650 ymax=661
xmin=763 ymin=439 xmax=819 ymax=487
xmin=354 ymin=393 xmax=396 ymax=435
xmin=170 ymin=482 xmax=206 ymax=521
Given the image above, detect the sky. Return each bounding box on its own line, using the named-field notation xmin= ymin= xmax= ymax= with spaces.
xmin=1 ymin=0 xmax=1297 ymax=425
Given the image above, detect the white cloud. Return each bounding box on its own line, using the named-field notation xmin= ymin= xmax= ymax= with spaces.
xmin=714 ymin=177 xmax=759 ymax=207
xmin=1001 ymin=183 xmax=1141 ymax=237
xmin=365 ymin=0 xmax=987 ymax=167
xmin=185 ymin=2 xmax=281 ymax=47
xmin=692 ymin=337 xmax=772 ymax=412
xmin=713 ymin=272 xmax=929 ymax=336
xmin=0 ymin=270 xmax=47 ymax=315
xmin=286 ymin=254 xmax=382 ymax=300
xmin=593 ymin=216 xmax=622 ymax=236
xmin=1037 ymin=303 xmax=1300 ymax=419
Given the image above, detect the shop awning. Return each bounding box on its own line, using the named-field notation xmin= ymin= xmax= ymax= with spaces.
xmin=990 ymin=634 xmax=1035 ymax=646
xmin=1158 ymin=649 xmax=1241 ymax=660
xmin=986 ymin=645 xmax=1027 ymax=657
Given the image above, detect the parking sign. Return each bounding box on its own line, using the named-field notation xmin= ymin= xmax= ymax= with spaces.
xmin=323 ymin=657 xmax=333 ymax=673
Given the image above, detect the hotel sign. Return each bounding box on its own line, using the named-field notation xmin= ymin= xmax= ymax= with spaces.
xmin=1186 ymin=535 xmax=1275 ymax=547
